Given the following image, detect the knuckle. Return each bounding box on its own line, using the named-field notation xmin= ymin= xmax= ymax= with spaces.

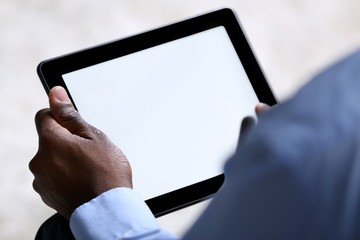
xmin=75 ymin=123 xmax=103 ymax=140
xmin=28 ymin=160 xmax=34 ymax=173
xmin=32 ymin=179 xmax=39 ymax=193
xmin=90 ymin=126 xmax=104 ymax=138
xmin=43 ymin=122 xmax=60 ymax=138
xmin=35 ymin=109 xmax=59 ymax=139
xmin=35 ymin=109 xmax=50 ymax=125
xmin=59 ymin=107 xmax=80 ymax=123
xmin=29 ymin=154 xmax=39 ymax=174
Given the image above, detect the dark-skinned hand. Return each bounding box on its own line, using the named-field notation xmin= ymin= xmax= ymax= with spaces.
xmin=29 ymin=86 xmax=132 ymax=220
xmin=29 ymin=85 xmax=270 ymax=220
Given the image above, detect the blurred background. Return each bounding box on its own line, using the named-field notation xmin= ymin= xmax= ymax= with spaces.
xmin=1 ymin=0 xmax=360 ymax=239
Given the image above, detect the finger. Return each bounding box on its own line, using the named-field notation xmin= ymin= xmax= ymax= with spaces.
xmin=32 ymin=178 xmax=40 ymax=193
xmin=237 ymin=116 xmax=256 ymax=149
xmin=34 ymin=108 xmax=51 ymax=137
xmin=49 ymin=86 xmax=93 ymax=139
xmin=255 ymin=103 xmax=271 ymax=116
xmin=29 ymin=153 xmax=39 ymax=175
xmin=34 ymin=108 xmax=67 ymax=141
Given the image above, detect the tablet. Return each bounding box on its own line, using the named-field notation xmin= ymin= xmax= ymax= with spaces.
xmin=37 ymin=8 xmax=276 ymax=217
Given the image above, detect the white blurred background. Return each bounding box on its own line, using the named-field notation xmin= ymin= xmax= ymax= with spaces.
xmin=1 ymin=0 xmax=360 ymax=239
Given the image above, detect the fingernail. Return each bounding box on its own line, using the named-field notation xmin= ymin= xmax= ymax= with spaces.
xmin=255 ymin=103 xmax=270 ymax=115
xmin=257 ymin=103 xmax=268 ymax=107
xmin=53 ymin=87 xmax=71 ymax=103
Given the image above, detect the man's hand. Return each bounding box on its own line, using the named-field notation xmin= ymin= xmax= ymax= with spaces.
xmin=238 ymin=103 xmax=271 ymax=147
xmin=29 ymin=86 xmax=132 ymax=220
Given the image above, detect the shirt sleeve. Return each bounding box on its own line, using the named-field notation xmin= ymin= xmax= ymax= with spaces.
xmin=183 ymin=50 xmax=360 ymax=239
xmin=70 ymin=50 xmax=360 ymax=240
xmin=69 ymin=187 xmax=179 ymax=240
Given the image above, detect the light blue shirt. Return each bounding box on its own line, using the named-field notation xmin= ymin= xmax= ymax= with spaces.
xmin=70 ymin=49 xmax=360 ymax=240
xmin=70 ymin=188 xmax=178 ymax=240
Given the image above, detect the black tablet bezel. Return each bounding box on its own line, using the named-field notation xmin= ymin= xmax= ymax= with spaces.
xmin=37 ymin=8 xmax=277 ymax=217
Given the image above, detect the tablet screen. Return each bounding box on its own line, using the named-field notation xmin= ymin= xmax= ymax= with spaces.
xmin=62 ymin=26 xmax=259 ymax=200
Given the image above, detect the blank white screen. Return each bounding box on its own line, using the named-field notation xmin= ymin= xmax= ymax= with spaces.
xmin=63 ymin=26 xmax=259 ymax=200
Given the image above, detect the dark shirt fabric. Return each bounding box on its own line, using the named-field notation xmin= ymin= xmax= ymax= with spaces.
xmin=184 ymin=49 xmax=360 ymax=240
xmin=36 ymin=50 xmax=360 ymax=240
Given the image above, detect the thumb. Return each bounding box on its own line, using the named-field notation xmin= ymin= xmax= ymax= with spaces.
xmin=49 ymin=86 xmax=93 ymax=139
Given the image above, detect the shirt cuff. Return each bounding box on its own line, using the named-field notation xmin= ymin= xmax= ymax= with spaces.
xmin=70 ymin=188 xmax=165 ymax=240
